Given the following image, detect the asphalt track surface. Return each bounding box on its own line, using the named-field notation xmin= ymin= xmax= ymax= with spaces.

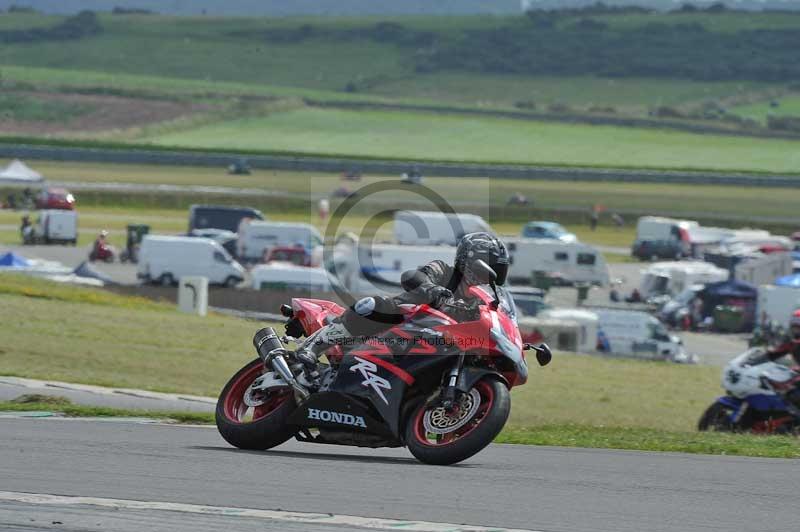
xmin=2 ymin=418 xmax=797 ymax=532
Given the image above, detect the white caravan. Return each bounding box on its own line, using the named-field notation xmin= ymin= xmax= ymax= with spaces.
xmin=640 ymin=261 xmax=729 ymax=298
xmin=138 ymin=235 xmax=244 ymax=287
xmin=758 ymin=284 xmax=800 ymax=329
xmin=251 ymin=263 xmax=335 ymax=292
xmin=329 ymin=239 xmax=456 ymax=294
xmin=505 ymin=238 xmax=609 ymax=286
xmin=735 ymin=252 xmax=793 ymax=287
xmin=237 ymin=221 xmax=323 ymax=262
xmin=519 ymin=308 xmax=599 ymax=353
xmin=393 ymin=211 xmax=493 ymax=246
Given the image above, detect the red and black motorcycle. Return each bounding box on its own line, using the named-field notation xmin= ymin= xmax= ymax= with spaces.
xmin=216 ymin=262 xmax=551 ymax=465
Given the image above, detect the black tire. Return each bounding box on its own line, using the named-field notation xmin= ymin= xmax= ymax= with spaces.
xmin=159 ymin=273 xmax=174 ymax=286
xmin=698 ymin=401 xmax=734 ymax=432
xmin=215 ymin=358 xmax=296 ymax=450
xmin=405 ymin=378 xmax=510 ymax=465
xmin=224 ymin=276 xmax=239 ymax=288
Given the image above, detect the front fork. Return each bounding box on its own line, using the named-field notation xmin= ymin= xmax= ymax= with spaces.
xmin=441 ymin=353 xmax=466 ymax=411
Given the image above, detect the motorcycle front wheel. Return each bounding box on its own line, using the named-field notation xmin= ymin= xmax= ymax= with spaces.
xmin=697 ymin=401 xmax=735 ymax=432
xmin=215 ymin=358 xmax=295 ymax=450
xmin=405 ymin=378 xmax=510 ymax=465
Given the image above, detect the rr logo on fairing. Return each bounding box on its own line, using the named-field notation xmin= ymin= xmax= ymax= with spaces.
xmin=307 ymin=408 xmax=367 ymax=428
xmin=350 ymin=357 xmax=392 ymax=405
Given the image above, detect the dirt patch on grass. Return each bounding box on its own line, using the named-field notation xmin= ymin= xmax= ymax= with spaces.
xmin=0 ymin=91 xmax=212 ymax=135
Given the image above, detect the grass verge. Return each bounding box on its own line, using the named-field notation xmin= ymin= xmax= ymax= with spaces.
xmin=0 ymin=395 xmax=214 ymax=424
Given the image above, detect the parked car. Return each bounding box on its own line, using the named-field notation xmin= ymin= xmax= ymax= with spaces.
xmin=188 ymin=205 xmax=264 ymax=234
xmin=138 ymin=235 xmax=244 ymax=287
xmin=35 ymin=187 xmax=75 ymax=210
xmin=631 ymin=239 xmax=687 ymax=261
xmin=507 ymin=286 xmax=550 ymax=317
xmin=521 ymin=221 xmax=576 ymax=243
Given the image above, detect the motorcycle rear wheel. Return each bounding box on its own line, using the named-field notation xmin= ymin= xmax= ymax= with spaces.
xmin=215 ymin=358 xmax=295 ymax=450
xmin=697 ymin=401 xmax=735 ymax=432
xmin=405 ymin=378 xmax=510 ymax=465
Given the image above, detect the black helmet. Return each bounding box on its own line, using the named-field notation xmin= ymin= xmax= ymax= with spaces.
xmin=455 ymin=232 xmax=509 ymax=286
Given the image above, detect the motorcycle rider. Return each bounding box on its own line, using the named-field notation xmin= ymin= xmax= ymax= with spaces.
xmin=765 ymin=309 xmax=800 ymax=366
xmin=290 ymin=232 xmax=510 ymax=370
xmin=762 ymin=309 xmax=800 ymax=409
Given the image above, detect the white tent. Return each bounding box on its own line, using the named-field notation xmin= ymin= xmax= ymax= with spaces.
xmin=0 ymin=160 xmax=44 ymax=184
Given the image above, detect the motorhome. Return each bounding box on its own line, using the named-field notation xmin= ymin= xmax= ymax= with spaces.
xmin=505 ymin=238 xmax=609 ymax=286
xmin=237 ymin=221 xmax=322 ymax=262
xmin=393 ymin=211 xmax=493 ymax=246
xmin=138 ymin=236 xmax=244 ymax=287
xmin=251 ymin=264 xmax=336 ymax=292
xmin=640 ymin=261 xmax=728 ymax=298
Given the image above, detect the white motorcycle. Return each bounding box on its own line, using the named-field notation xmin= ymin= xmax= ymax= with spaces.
xmin=698 ymin=349 xmax=800 ymax=434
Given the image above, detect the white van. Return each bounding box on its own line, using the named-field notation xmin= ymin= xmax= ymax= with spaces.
xmin=636 ymin=216 xmax=698 ymax=242
xmin=505 ymin=238 xmax=609 ymax=286
xmin=640 ymin=261 xmax=728 ymax=298
xmin=138 ymin=235 xmax=244 ymax=287
xmin=237 ymin=221 xmax=322 ymax=262
xmin=592 ymin=308 xmax=692 ymax=362
xmin=393 ymin=211 xmax=493 ymax=246
xmin=251 ymin=264 xmax=335 ymax=292
xmin=29 ymin=210 xmax=78 ymax=245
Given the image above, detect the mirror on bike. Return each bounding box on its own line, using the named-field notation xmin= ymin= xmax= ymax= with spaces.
xmin=473 ymin=259 xmax=500 ymax=307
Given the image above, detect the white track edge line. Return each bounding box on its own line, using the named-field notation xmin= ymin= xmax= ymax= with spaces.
xmin=0 ymin=492 xmax=537 ymax=532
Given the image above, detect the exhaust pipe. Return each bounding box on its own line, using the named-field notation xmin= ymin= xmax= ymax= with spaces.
xmin=253 ymin=327 xmax=309 ymax=400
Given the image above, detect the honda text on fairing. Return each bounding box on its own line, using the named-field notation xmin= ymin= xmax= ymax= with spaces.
xmin=215 ymin=260 xmax=551 ymax=465
xmin=698 ymin=349 xmax=800 ymax=434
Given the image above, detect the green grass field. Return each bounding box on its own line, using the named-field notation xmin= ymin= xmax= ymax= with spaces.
xmin=2 ymin=274 xmax=798 ymax=457
xmin=732 ymin=96 xmax=800 ymax=124
xmin=144 ymin=106 xmax=800 ymax=173
xmin=368 ymin=74 xmax=768 ymax=112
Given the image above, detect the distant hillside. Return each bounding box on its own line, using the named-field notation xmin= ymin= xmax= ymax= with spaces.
xmin=2 ymin=0 xmax=800 ymax=16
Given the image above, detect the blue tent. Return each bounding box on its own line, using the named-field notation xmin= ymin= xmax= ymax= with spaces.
xmin=775 ymin=274 xmax=800 ymax=288
xmin=0 ymin=252 xmax=30 ymax=268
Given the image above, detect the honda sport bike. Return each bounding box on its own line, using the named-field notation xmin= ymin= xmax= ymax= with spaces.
xmin=216 ymin=260 xmax=551 ymax=465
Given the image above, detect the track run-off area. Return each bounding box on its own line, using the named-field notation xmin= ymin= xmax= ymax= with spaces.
xmin=1 ymin=418 xmax=796 ymax=532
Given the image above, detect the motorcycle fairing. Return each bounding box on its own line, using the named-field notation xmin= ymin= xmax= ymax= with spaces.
xmin=742 ymin=393 xmax=789 ymax=412
xmin=329 ymin=331 xmax=460 ymax=438
xmin=287 ymin=391 xmax=395 ymax=439
xmin=715 ymin=394 xmax=790 ymax=426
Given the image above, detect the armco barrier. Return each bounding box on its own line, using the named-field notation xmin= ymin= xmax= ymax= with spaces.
xmin=0 ymin=143 xmax=798 ymax=187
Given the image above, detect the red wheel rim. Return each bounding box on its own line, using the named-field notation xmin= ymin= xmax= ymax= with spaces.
xmin=413 ymin=380 xmax=495 ymax=447
xmin=222 ymin=362 xmax=290 ymax=424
